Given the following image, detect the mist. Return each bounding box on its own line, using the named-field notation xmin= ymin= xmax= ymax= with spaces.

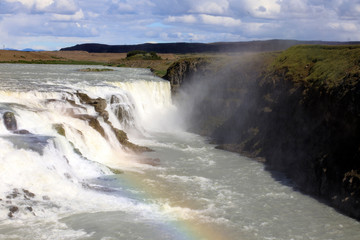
xmin=172 ymin=53 xmax=268 ymax=144
xmin=167 ymin=45 xmax=360 ymax=220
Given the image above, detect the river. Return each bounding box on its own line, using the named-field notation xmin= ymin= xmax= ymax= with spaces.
xmin=0 ymin=64 xmax=358 ymax=240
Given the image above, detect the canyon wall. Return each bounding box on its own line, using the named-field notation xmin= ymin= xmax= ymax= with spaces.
xmin=164 ymin=45 xmax=360 ymax=220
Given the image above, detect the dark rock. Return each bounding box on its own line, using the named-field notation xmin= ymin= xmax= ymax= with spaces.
xmin=13 ymin=129 xmax=31 ymax=134
xmin=88 ymin=118 xmax=106 ymax=137
xmin=74 ymin=91 xmax=151 ymax=152
xmin=163 ymin=58 xmax=210 ymax=94
xmin=23 ymin=189 xmax=35 ymax=198
xmin=26 ymin=206 xmax=33 ymax=212
xmin=75 ymin=92 xmax=109 ymax=121
xmin=53 ymin=124 xmax=66 ymax=137
xmin=8 ymin=206 xmax=19 ymax=218
xmin=6 ymin=189 xmax=19 ymax=199
xmin=3 ymin=111 xmax=17 ymax=131
xmin=112 ymin=127 xmax=152 ymax=153
xmin=172 ymin=47 xmax=360 ymax=220
xmin=73 ymin=114 xmax=106 ymax=137
xmin=65 ymin=98 xmax=87 ymax=110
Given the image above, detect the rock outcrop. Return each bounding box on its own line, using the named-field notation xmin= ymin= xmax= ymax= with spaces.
xmin=74 ymin=92 xmax=151 ymax=153
xmin=163 ymin=57 xmax=210 ymax=94
xmin=167 ymin=45 xmax=360 ymax=220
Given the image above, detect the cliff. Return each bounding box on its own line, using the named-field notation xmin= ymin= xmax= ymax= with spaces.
xmin=163 ymin=57 xmax=211 ymax=93
xmin=165 ymin=45 xmax=360 ymax=220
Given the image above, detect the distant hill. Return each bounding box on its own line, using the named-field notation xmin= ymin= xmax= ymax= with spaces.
xmin=3 ymin=48 xmax=44 ymax=52
xmin=60 ymin=40 xmax=360 ymax=54
xmin=21 ymin=48 xmax=45 ymax=52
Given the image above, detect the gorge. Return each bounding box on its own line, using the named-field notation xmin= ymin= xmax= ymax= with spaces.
xmin=164 ymin=44 xmax=360 ymax=221
xmin=0 ymin=44 xmax=360 ymax=239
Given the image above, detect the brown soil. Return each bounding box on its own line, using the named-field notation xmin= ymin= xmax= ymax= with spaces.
xmin=0 ymin=50 xmax=177 ymax=63
xmin=0 ymin=50 xmax=180 ymax=77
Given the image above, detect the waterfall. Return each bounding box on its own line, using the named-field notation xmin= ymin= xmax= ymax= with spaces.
xmin=0 ymin=64 xmax=174 ymax=220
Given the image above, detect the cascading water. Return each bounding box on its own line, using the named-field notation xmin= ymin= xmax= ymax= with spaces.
xmin=0 ymin=64 xmax=359 ymax=240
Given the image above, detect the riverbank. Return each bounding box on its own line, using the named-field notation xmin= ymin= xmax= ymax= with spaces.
xmin=164 ymin=45 xmax=360 ymax=220
xmin=0 ymin=50 xmax=180 ymax=77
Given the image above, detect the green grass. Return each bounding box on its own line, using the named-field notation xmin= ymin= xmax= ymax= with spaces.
xmin=126 ymin=51 xmax=162 ymax=60
xmin=270 ymin=45 xmax=360 ymax=88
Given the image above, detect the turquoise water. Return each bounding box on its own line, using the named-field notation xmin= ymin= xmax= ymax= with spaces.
xmin=0 ymin=64 xmax=358 ymax=240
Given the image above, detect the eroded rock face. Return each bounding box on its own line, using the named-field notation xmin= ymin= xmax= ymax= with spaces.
xmin=163 ymin=58 xmax=210 ymax=94
xmin=73 ymin=114 xmax=106 ymax=137
xmin=74 ymin=91 xmax=152 ymax=153
xmin=75 ymin=92 xmax=108 ymax=121
xmin=170 ymin=49 xmax=360 ymax=220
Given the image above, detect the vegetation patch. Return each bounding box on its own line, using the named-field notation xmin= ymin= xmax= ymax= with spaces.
xmin=126 ymin=50 xmax=162 ymax=60
xmin=269 ymin=45 xmax=360 ymax=89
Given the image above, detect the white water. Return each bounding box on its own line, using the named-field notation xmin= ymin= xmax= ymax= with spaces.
xmin=0 ymin=64 xmax=359 ymax=240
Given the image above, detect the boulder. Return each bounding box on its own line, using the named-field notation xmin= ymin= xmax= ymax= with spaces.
xmin=3 ymin=111 xmax=17 ymax=131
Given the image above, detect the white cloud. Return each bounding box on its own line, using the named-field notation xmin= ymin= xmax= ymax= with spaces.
xmin=5 ymin=0 xmax=49 ymax=9
xmin=1 ymin=0 xmax=360 ymax=49
xmin=239 ymin=0 xmax=281 ymax=19
xmin=51 ymin=9 xmax=84 ymax=21
xmin=165 ymin=15 xmax=197 ymax=24
xmin=54 ymin=0 xmax=77 ymax=12
xmin=199 ymin=14 xmax=241 ymax=27
xmin=189 ymin=0 xmax=229 ymax=15
xmin=328 ymin=21 xmax=358 ymax=32
xmin=5 ymin=0 xmax=78 ymax=13
xmin=109 ymin=0 xmax=155 ymax=14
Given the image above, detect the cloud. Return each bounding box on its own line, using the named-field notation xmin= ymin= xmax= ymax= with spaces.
xmin=189 ymin=0 xmax=230 ymax=15
xmin=108 ymin=0 xmax=155 ymax=14
xmin=5 ymin=0 xmax=78 ymax=13
xmin=1 ymin=0 xmax=360 ymax=50
xmin=337 ymin=0 xmax=360 ymax=19
xmin=51 ymin=9 xmax=84 ymax=21
xmin=199 ymin=14 xmax=241 ymax=27
xmin=241 ymin=0 xmax=281 ymax=19
xmin=165 ymin=15 xmax=198 ymax=24
xmin=328 ymin=21 xmax=358 ymax=32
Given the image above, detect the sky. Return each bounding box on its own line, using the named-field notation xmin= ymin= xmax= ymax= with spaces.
xmin=0 ymin=0 xmax=360 ymax=50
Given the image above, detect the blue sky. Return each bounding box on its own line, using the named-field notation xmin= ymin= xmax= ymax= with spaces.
xmin=1 ymin=0 xmax=360 ymax=50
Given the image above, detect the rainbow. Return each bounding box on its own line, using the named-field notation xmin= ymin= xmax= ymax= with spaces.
xmin=115 ymin=171 xmax=235 ymax=240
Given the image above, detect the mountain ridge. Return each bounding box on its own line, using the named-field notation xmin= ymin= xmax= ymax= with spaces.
xmin=60 ymin=40 xmax=360 ymax=53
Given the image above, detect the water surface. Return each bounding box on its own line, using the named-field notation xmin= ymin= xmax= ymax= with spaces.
xmin=0 ymin=64 xmax=358 ymax=240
